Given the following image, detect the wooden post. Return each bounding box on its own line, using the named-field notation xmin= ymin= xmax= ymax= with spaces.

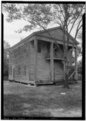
xmin=75 ymin=47 xmax=78 ymax=80
xmin=50 ymin=42 xmax=54 ymax=82
xmin=34 ymin=38 xmax=37 ymax=82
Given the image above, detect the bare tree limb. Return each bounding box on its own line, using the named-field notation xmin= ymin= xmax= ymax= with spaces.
xmin=58 ymin=4 xmax=65 ymax=18
xmin=68 ymin=6 xmax=83 ymax=34
xmin=74 ymin=19 xmax=82 ymax=39
xmin=69 ymin=16 xmax=80 ymax=34
xmin=77 ymin=24 xmax=82 ymax=31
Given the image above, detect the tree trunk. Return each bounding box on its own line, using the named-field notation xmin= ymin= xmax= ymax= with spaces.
xmin=63 ymin=8 xmax=69 ymax=88
xmin=63 ymin=45 xmax=69 ymax=88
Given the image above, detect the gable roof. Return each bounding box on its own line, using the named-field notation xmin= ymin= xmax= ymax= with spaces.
xmin=9 ymin=26 xmax=79 ymax=51
xmin=35 ymin=26 xmax=78 ymax=44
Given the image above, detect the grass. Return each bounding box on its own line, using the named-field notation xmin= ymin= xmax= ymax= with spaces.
xmin=3 ymin=81 xmax=82 ymax=118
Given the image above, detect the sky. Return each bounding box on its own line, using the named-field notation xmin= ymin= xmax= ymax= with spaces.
xmin=4 ymin=13 xmax=60 ymax=47
xmin=4 ymin=14 xmax=34 ymax=47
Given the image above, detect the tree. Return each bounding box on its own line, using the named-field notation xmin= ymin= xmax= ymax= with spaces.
xmin=2 ymin=3 xmax=85 ymax=87
xmin=58 ymin=4 xmax=84 ymax=87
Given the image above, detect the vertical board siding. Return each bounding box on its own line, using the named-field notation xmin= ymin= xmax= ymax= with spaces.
xmin=9 ymin=52 xmax=14 ymax=80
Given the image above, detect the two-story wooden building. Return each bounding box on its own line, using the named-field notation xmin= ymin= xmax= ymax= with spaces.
xmin=8 ymin=27 xmax=78 ymax=85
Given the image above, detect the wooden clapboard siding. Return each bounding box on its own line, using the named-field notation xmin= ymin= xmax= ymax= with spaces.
xmin=37 ymin=53 xmax=50 ymax=81
xmin=55 ymin=74 xmax=64 ymax=80
xmin=9 ymin=41 xmax=30 ymax=82
xmin=29 ymin=42 xmax=35 ymax=81
xmin=14 ymin=64 xmax=29 ymax=83
xmin=18 ymin=42 xmax=30 ymax=82
xmin=8 ymin=53 xmax=12 ymax=80
xmin=37 ymin=44 xmax=51 ymax=81
xmin=50 ymin=42 xmax=54 ymax=81
xmin=9 ymin=52 xmax=15 ymax=80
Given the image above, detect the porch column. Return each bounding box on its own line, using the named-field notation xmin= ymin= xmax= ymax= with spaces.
xmin=34 ymin=38 xmax=38 ymax=82
xmin=50 ymin=42 xmax=54 ymax=81
xmin=75 ymin=46 xmax=78 ymax=80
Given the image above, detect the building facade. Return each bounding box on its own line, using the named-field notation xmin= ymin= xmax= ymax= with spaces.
xmin=9 ymin=27 xmax=78 ymax=84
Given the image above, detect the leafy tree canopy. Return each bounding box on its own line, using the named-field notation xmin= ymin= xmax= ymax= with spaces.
xmin=2 ymin=3 xmax=85 ymax=35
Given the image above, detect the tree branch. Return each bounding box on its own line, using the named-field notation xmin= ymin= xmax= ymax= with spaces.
xmin=69 ymin=16 xmax=80 ymax=34
xmin=74 ymin=19 xmax=82 ymax=39
xmin=68 ymin=6 xmax=83 ymax=34
xmin=77 ymin=24 xmax=82 ymax=31
xmin=58 ymin=4 xmax=65 ymax=18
